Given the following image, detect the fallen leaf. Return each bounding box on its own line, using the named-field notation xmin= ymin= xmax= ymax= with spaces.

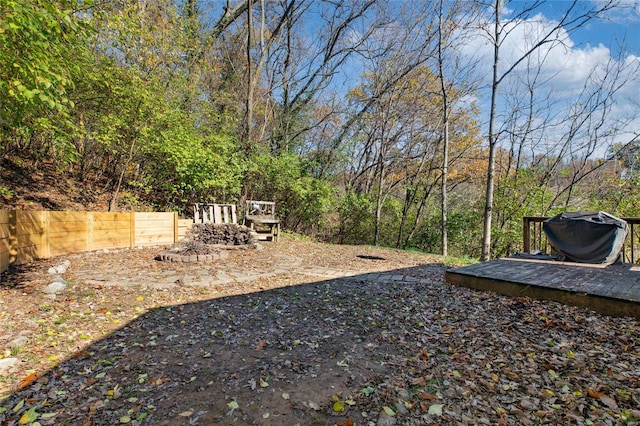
xmin=428 ymin=404 xmax=444 ymax=416
xmin=587 ymin=388 xmax=603 ymax=398
xmin=599 ymin=394 xmax=619 ymax=411
xmin=19 ymin=372 xmax=39 ymax=390
xmin=418 ymin=391 xmax=437 ymax=400
xmin=19 ymin=406 xmax=39 ymax=425
xmin=12 ymin=400 xmax=24 ymax=413
xmin=40 ymin=412 xmax=58 ymax=419
xmin=383 ymin=406 xmax=395 ymax=416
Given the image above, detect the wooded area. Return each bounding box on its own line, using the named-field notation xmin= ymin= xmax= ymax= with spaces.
xmin=1 ymin=0 xmax=639 ymax=259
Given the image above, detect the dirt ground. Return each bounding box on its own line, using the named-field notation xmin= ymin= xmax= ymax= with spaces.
xmin=1 ymin=237 xmax=639 ymax=425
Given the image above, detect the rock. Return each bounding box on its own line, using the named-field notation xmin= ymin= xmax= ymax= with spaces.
xmin=0 ymin=357 xmax=19 ymax=371
xmin=377 ymin=412 xmax=397 ymax=426
xmin=43 ymin=281 xmax=67 ymax=294
xmin=48 ymin=267 xmax=58 ymax=274
xmin=6 ymin=335 xmax=29 ymax=348
xmin=55 ymin=264 xmax=67 ymax=274
xmin=62 ymin=259 xmax=71 ymax=267
xmin=395 ymin=400 xmax=408 ymax=414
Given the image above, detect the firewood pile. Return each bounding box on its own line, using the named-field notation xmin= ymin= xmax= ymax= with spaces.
xmin=188 ymin=223 xmax=257 ymax=246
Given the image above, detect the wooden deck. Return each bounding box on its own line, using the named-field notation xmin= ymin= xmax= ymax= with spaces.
xmin=445 ymin=258 xmax=640 ymax=318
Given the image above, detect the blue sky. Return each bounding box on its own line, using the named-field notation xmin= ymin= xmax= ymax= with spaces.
xmin=453 ymin=0 xmax=640 ymax=156
xmin=535 ymin=1 xmax=639 ymax=51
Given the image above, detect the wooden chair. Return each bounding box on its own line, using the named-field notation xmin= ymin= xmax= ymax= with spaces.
xmin=243 ymin=200 xmax=280 ymax=242
xmin=194 ymin=203 xmax=238 ymax=224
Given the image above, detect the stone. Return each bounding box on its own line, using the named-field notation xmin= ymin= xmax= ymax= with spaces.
xmin=55 ymin=264 xmax=68 ymax=274
xmin=43 ymin=281 xmax=67 ymax=294
xmin=6 ymin=335 xmax=29 ymax=348
xmin=48 ymin=267 xmax=58 ymax=275
xmin=377 ymin=412 xmax=397 ymax=426
xmin=0 ymin=357 xmax=19 ymax=371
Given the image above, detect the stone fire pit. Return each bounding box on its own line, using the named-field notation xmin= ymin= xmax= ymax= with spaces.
xmin=156 ymin=223 xmax=259 ymax=263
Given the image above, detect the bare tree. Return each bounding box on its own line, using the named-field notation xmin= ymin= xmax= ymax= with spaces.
xmin=480 ymin=0 xmax=618 ymax=261
xmin=434 ymin=0 xmax=482 ymax=256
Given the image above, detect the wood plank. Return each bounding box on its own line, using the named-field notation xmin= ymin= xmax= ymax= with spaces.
xmin=93 ymin=220 xmax=131 ymax=231
xmin=93 ymin=229 xmax=131 ymax=240
xmin=135 ymin=212 xmax=174 ymax=220
xmin=446 ymin=259 xmax=640 ymax=318
xmin=230 ymin=205 xmax=237 ymax=224
xmin=0 ymin=222 xmax=9 ymax=240
xmin=214 ymin=205 xmax=223 ymax=223
xmin=93 ymin=212 xmax=130 ymax=222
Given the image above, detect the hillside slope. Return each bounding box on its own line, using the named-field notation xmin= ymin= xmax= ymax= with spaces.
xmin=1 ymin=157 xmax=117 ymax=211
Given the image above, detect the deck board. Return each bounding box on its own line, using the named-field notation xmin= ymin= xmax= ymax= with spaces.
xmin=445 ymin=258 xmax=640 ymax=318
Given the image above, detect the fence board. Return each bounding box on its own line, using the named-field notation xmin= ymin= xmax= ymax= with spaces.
xmin=0 ymin=210 xmax=10 ymax=273
xmin=178 ymin=219 xmax=192 ymax=241
xmin=134 ymin=212 xmax=175 ymax=246
xmin=15 ymin=211 xmax=46 ymax=263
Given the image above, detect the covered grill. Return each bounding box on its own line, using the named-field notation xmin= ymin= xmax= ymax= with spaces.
xmin=542 ymin=211 xmax=628 ymax=264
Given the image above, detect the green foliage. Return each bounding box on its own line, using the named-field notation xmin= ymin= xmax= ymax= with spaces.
xmin=144 ymin=126 xmax=246 ymax=209
xmin=245 ymin=152 xmax=336 ymax=233
xmin=337 ymin=191 xmax=375 ymax=245
xmin=376 ymin=196 xmax=404 ymax=247
xmin=0 ymin=0 xmax=89 ymax=161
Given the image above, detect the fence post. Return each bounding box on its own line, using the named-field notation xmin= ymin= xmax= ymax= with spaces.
xmin=523 ymin=217 xmax=531 ymax=253
xmin=129 ymin=212 xmax=136 ymax=248
xmin=8 ymin=210 xmax=17 ymax=264
xmin=41 ymin=211 xmax=50 ymax=259
xmin=87 ymin=212 xmax=94 ymax=252
xmin=173 ymin=212 xmax=179 ymax=244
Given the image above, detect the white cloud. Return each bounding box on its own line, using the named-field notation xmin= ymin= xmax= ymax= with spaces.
xmin=453 ymin=5 xmax=640 ymax=157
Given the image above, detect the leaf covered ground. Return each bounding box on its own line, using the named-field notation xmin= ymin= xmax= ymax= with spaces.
xmin=0 ymin=237 xmax=639 ymax=425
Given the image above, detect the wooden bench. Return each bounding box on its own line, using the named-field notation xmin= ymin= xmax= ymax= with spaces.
xmin=194 ymin=203 xmax=238 ymax=224
xmin=243 ymin=200 xmax=280 ymax=242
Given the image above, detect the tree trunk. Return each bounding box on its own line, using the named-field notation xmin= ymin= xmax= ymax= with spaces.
xmin=481 ymin=0 xmax=500 ymax=262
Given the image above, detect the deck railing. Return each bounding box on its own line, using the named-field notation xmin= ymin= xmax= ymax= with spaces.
xmin=523 ymin=216 xmax=640 ymax=264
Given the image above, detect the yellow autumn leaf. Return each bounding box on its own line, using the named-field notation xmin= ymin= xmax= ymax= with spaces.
xmin=383 ymin=406 xmax=396 ymax=416
xmin=19 ymin=406 xmax=39 ymax=425
xmin=332 ymin=401 xmax=345 ymax=412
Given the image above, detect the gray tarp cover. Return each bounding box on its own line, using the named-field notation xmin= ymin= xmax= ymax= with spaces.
xmin=542 ymin=211 xmax=628 ymax=264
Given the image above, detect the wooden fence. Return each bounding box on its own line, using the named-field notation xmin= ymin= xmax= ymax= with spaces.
xmin=0 ymin=210 xmax=193 ymax=273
